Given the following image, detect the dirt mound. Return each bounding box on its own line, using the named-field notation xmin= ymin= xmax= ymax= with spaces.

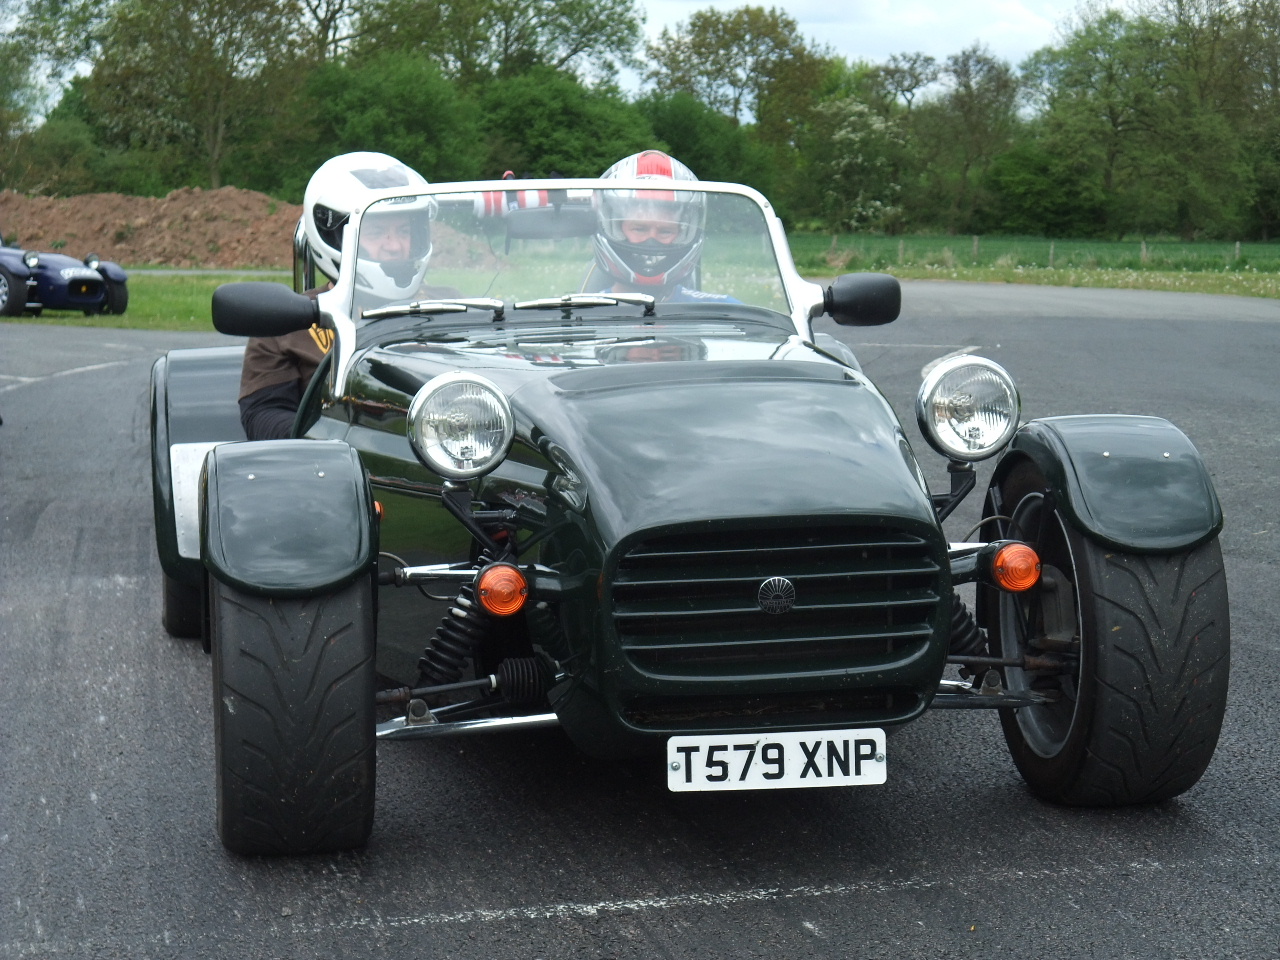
xmin=0 ymin=187 xmax=301 ymax=268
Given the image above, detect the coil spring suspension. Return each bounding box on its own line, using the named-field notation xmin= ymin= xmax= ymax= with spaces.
xmin=418 ymin=550 xmax=499 ymax=687
xmin=949 ymin=597 xmax=987 ymax=657
xmin=494 ymin=656 xmax=553 ymax=705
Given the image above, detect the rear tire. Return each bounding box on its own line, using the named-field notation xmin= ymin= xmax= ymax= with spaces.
xmin=211 ymin=576 xmax=376 ymax=855
xmin=986 ymin=461 xmax=1230 ymax=805
xmin=0 ymin=267 xmax=25 ymax=317
xmin=162 ymin=573 xmax=203 ymax=639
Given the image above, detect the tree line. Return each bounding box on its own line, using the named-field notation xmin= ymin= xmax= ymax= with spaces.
xmin=3 ymin=0 xmax=1280 ymax=240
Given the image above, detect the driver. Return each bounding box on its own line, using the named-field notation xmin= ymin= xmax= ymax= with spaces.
xmin=589 ymin=150 xmax=735 ymax=304
xmin=239 ymin=152 xmax=438 ymax=441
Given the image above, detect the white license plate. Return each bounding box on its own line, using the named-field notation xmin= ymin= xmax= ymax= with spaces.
xmin=666 ymin=728 xmax=887 ymax=792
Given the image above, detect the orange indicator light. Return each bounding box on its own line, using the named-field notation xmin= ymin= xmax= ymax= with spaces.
xmin=477 ymin=563 xmax=529 ymax=616
xmin=373 ymin=500 xmax=384 ymax=520
xmin=993 ymin=543 xmax=1041 ymax=592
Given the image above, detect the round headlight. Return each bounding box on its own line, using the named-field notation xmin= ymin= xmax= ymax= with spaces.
xmin=23 ymin=251 xmax=39 ymax=269
xmin=915 ymin=356 xmax=1020 ymax=461
xmin=407 ymin=372 xmax=514 ymax=479
xmin=84 ymin=254 xmax=101 ymax=270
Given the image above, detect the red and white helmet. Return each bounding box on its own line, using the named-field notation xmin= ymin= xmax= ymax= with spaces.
xmin=303 ymin=152 xmax=434 ymax=301
xmin=594 ymin=150 xmax=705 ymax=292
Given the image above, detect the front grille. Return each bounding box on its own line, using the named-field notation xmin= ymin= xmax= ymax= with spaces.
xmin=68 ymin=279 xmax=104 ymax=300
xmin=611 ymin=524 xmax=943 ymax=679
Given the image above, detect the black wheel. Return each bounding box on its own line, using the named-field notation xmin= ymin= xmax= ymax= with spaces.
xmin=162 ymin=573 xmax=203 ymax=639
xmin=104 ymin=279 xmax=128 ymax=315
xmin=210 ymin=576 xmax=376 ymax=855
xmin=985 ymin=460 xmax=1230 ymax=805
xmin=0 ymin=267 xmax=26 ymax=317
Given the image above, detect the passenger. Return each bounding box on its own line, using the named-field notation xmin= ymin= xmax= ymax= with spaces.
xmin=589 ymin=150 xmax=735 ymax=304
xmin=238 ymin=152 xmax=436 ymax=441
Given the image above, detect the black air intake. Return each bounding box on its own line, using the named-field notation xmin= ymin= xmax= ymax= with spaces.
xmin=610 ymin=524 xmax=943 ymax=680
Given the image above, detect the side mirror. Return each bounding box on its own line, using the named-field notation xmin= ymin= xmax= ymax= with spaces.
xmin=212 ymin=282 xmax=319 ymax=337
xmin=824 ymin=272 xmax=900 ymax=326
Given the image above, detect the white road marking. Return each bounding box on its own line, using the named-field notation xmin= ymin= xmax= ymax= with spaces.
xmin=921 ymin=346 xmax=981 ymax=380
xmin=0 ymin=854 xmax=1206 ymax=955
xmin=290 ymin=856 xmax=1243 ymax=933
xmin=0 ymin=360 xmax=128 ymax=393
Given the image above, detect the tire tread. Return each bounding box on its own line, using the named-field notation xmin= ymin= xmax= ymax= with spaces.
xmin=212 ymin=578 xmax=375 ymax=855
xmin=1070 ymin=540 xmax=1229 ymax=804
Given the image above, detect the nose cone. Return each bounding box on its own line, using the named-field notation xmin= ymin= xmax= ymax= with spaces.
xmin=514 ymin=359 xmax=937 ymax=550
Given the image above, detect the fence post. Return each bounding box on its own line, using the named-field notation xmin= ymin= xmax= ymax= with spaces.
xmin=1235 ymin=241 xmax=1241 ymax=261
xmin=1141 ymin=239 xmax=1148 ymax=264
xmin=1049 ymin=241 xmax=1055 ymax=269
xmin=898 ymin=238 xmax=904 ymax=264
xmin=972 ymin=235 xmax=979 ymax=262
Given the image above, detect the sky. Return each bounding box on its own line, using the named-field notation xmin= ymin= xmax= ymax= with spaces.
xmin=638 ymin=0 xmax=1093 ymax=69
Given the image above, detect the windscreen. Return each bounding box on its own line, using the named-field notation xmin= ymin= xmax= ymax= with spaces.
xmin=347 ymin=185 xmax=789 ymax=319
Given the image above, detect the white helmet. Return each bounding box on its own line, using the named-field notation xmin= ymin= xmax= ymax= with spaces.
xmin=303 ymin=152 xmax=434 ymax=302
xmin=594 ymin=150 xmax=705 ymax=292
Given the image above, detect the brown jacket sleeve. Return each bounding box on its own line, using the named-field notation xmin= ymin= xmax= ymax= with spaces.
xmin=238 ymin=326 xmax=333 ymax=400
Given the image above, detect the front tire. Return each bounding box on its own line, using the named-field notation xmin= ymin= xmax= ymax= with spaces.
xmin=986 ymin=461 xmax=1230 ymax=805
xmin=211 ymin=576 xmax=376 ymax=855
xmin=0 ymin=267 xmax=26 ymax=317
xmin=104 ymin=278 xmax=128 ymax=315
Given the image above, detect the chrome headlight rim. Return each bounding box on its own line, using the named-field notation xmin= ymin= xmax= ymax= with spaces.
xmin=23 ymin=251 xmax=39 ymax=269
xmin=915 ymin=355 xmax=1021 ymax=462
xmin=406 ymin=371 xmax=515 ymax=480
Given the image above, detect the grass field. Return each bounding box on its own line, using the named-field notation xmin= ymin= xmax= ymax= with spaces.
xmin=3 ymin=271 xmax=291 ymax=332
xmin=5 ymin=234 xmax=1280 ymax=332
xmin=789 ymin=233 xmax=1280 ymax=298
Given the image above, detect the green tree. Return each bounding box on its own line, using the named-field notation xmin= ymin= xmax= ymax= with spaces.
xmin=1151 ymin=0 xmax=1253 ymax=236
xmin=308 ymin=52 xmax=485 ymax=184
xmin=644 ymin=6 xmax=827 ymax=126
xmin=634 ymin=90 xmax=770 ymax=187
xmin=81 ymin=0 xmax=305 ymax=188
xmin=13 ymin=0 xmax=114 ymax=78
xmin=1021 ymin=12 xmax=1166 ymax=204
xmin=353 ymin=0 xmax=642 ymax=86
xmin=982 ymin=141 xmax=1107 ymax=235
xmin=1 ymin=0 xmax=39 ymax=178
xmin=298 ymin=0 xmax=356 ymax=60
xmin=1026 ymin=3 xmax=1255 ymax=238
xmin=936 ymin=44 xmax=1020 ymax=229
xmin=876 ymin=52 xmax=940 ymax=113
xmin=800 ymin=97 xmax=903 ymax=233
xmin=479 ymin=66 xmax=654 ymax=176
xmin=2 ymin=79 xmax=183 ymax=195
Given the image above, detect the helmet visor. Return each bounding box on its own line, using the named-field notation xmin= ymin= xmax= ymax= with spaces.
xmin=597 ymin=192 xmax=704 ymax=246
xmin=359 ymin=203 xmax=432 ymax=262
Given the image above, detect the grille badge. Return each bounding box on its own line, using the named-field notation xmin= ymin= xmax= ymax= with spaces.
xmin=757 ymin=577 xmax=796 ymax=614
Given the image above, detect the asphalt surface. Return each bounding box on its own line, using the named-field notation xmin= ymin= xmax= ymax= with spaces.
xmin=1 ymin=281 xmax=1277 ymax=959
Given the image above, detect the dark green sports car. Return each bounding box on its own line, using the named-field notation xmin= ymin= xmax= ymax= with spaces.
xmin=150 ymin=178 xmax=1229 ymax=856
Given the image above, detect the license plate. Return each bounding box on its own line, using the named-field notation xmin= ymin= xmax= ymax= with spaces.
xmin=666 ymin=728 xmax=887 ymax=792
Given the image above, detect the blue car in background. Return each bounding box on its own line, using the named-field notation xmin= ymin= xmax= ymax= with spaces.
xmin=0 ymin=226 xmax=128 ymax=317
